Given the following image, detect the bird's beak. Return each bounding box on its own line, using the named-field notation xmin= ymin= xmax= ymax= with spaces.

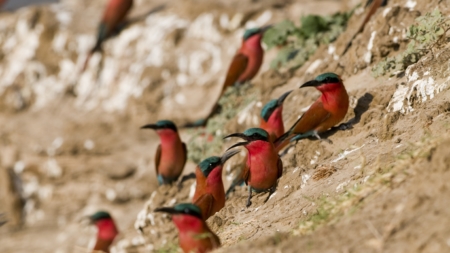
xmin=260 ymin=24 xmax=273 ymax=33
xmin=226 ymin=141 xmax=248 ymax=151
xmin=277 ymin=90 xmax=293 ymax=106
xmin=140 ymin=124 xmax=158 ymax=130
xmin=300 ymin=80 xmax=321 ymax=88
xmin=154 ymin=207 xmax=178 ymax=215
xmin=224 ymin=133 xmax=249 ymax=140
xmin=220 ymin=149 xmax=240 ymax=164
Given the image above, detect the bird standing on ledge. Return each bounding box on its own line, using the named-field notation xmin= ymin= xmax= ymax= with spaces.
xmin=155 ymin=203 xmax=220 ymax=253
xmin=274 ymin=72 xmax=349 ymax=151
xmin=141 ymin=120 xmax=187 ymax=185
xmin=224 ymin=128 xmax=282 ymax=207
xmin=192 ymin=150 xmax=240 ymax=220
xmin=82 ymin=0 xmax=134 ymax=72
xmin=185 ymin=25 xmax=272 ymax=127
xmin=89 ymin=211 xmax=119 ymax=253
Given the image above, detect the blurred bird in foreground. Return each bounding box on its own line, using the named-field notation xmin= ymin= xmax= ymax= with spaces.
xmin=89 ymin=211 xmax=119 ymax=253
xmin=185 ymin=25 xmax=272 ymax=127
xmin=141 ymin=120 xmax=187 ymax=185
xmin=82 ymin=0 xmax=133 ymax=72
xmin=193 ymin=150 xmax=240 ymax=220
xmin=225 ymin=128 xmax=282 ymax=207
xmin=274 ymin=72 xmax=349 ymax=152
xmin=155 ymin=203 xmax=220 ymax=253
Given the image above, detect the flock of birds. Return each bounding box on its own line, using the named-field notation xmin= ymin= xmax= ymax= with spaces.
xmin=2 ymin=0 xmax=395 ymax=252
xmin=83 ymin=1 xmax=351 ymax=253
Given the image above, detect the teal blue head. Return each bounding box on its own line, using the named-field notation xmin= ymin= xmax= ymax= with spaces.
xmin=90 ymin=211 xmax=112 ymax=222
xmin=243 ymin=25 xmax=272 ymax=41
xmin=260 ymin=90 xmax=292 ymax=121
xmin=140 ymin=120 xmax=178 ymax=132
xmin=198 ymin=150 xmax=240 ymax=177
xmin=155 ymin=203 xmax=203 ymax=219
xmin=224 ymin=128 xmax=270 ymax=150
xmin=300 ymin=72 xmax=342 ymax=88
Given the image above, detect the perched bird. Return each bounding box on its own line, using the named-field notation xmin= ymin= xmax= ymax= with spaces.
xmin=186 ymin=25 xmax=272 ymax=127
xmin=89 ymin=211 xmax=119 ymax=253
xmin=82 ymin=0 xmax=134 ymax=72
xmin=141 ymin=120 xmax=187 ymax=185
xmin=274 ymin=72 xmax=349 ymax=151
xmin=260 ymin=90 xmax=293 ymax=142
xmin=225 ymin=90 xmax=291 ymax=197
xmin=192 ymin=149 xmax=240 ymax=220
xmin=224 ymin=128 xmax=282 ymax=207
xmin=155 ymin=203 xmax=220 ymax=253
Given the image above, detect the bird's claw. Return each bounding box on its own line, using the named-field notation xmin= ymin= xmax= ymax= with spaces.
xmin=246 ymin=200 xmax=252 ymax=208
xmin=337 ymin=123 xmax=352 ymax=131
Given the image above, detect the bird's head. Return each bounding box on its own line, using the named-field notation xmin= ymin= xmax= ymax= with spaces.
xmin=300 ymin=72 xmax=343 ymax=93
xmin=155 ymin=203 xmax=204 ymax=230
xmin=243 ymin=25 xmax=272 ymax=41
xmin=260 ymin=90 xmax=292 ymax=122
xmin=198 ymin=150 xmax=240 ymax=178
xmin=140 ymin=120 xmax=178 ymax=132
xmin=224 ymin=128 xmax=270 ymax=151
xmin=89 ymin=211 xmax=118 ymax=240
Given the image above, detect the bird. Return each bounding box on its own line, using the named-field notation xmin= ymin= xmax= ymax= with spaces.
xmin=82 ymin=0 xmax=134 ymax=72
xmin=274 ymin=72 xmax=349 ymax=151
xmin=260 ymin=90 xmax=293 ymax=143
xmin=155 ymin=203 xmax=220 ymax=253
xmin=185 ymin=25 xmax=272 ymax=127
xmin=89 ymin=211 xmax=119 ymax=253
xmin=192 ymin=149 xmax=240 ymax=220
xmin=224 ymin=90 xmax=291 ymax=197
xmin=141 ymin=120 xmax=187 ymax=185
xmin=224 ymin=128 xmax=282 ymax=207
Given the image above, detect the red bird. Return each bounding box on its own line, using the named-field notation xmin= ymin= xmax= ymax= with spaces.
xmin=260 ymin=90 xmax=293 ymax=143
xmin=155 ymin=203 xmax=220 ymax=253
xmin=192 ymin=150 xmax=240 ymax=220
xmin=224 ymin=128 xmax=282 ymax=207
xmin=274 ymin=72 xmax=349 ymax=151
xmin=186 ymin=25 xmax=272 ymax=127
xmin=141 ymin=120 xmax=187 ymax=185
xmin=82 ymin=0 xmax=133 ymax=72
xmin=89 ymin=211 xmax=119 ymax=253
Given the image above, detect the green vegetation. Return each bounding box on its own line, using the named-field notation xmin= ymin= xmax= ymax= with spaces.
xmin=155 ymin=242 xmax=179 ymax=253
xmin=372 ymin=8 xmax=450 ymax=77
xmin=187 ymin=84 xmax=260 ymax=164
xmin=263 ymin=12 xmax=353 ymax=70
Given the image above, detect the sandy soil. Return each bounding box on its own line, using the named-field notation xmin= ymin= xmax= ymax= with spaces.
xmin=1 ymin=0 xmax=450 ymax=252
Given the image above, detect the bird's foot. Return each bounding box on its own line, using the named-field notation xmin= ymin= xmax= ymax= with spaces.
xmin=313 ymin=132 xmax=333 ymax=144
xmin=264 ymin=187 xmax=276 ymax=203
xmin=246 ymin=199 xmax=252 ymax=208
xmin=246 ymin=187 xmax=253 ymax=207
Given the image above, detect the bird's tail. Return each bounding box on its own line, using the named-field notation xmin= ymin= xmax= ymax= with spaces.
xmin=274 ymin=131 xmax=292 ymax=153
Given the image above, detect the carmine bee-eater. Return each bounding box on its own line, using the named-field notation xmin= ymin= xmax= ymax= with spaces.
xmin=186 ymin=25 xmax=272 ymax=127
xmin=260 ymin=90 xmax=293 ymax=143
xmin=274 ymin=72 xmax=349 ymax=151
xmin=224 ymin=128 xmax=282 ymax=207
xmin=82 ymin=0 xmax=134 ymax=72
xmin=89 ymin=211 xmax=119 ymax=253
xmin=192 ymin=150 xmax=240 ymax=220
xmin=141 ymin=120 xmax=187 ymax=185
xmin=155 ymin=203 xmax=220 ymax=253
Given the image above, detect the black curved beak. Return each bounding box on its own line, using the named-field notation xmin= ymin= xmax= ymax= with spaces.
xmin=224 ymin=133 xmax=249 ymax=141
xmin=140 ymin=124 xmax=158 ymax=130
xmin=226 ymin=141 xmax=248 ymax=151
xmin=261 ymin=24 xmax=273 ymax=33
xmin=220 ymin=149 xmax=240 ymax=164
xmin=300 ymin=80 xmax=321 ymax=88
xmin=154 ymin=207 xmax=178 ymax=215
xmin=277 ymin=90 xmax=293 ymax=106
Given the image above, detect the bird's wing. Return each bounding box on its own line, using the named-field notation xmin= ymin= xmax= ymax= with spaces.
xmin=277 ymin=158 xmax=283 ymax=179
xmin=221 ymin=53 xmax=248 ymax=93
xmin=154 ymin=144 xmax=161 ymax=175
xmin=242 ymin=158 xmax=251 ymax=185
xmin=291 ymin=99 xmax=331 ymax=134
xmin=193 ymin=193 xmax=214 ymax=220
